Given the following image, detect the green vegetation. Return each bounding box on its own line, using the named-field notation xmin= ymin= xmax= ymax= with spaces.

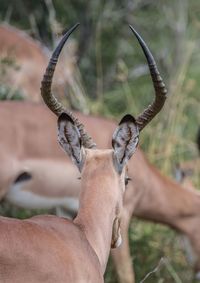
xmin=0 ymin=56 xmax=24 ymax=100
xmin=106 ymin=220 xmax=199 ymax=283
xmin=0 ymin=1 xmax=199 ymax=282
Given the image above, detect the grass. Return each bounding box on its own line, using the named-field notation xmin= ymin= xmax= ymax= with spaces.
xmin=105 ymin=220 xmax=198 ymax=283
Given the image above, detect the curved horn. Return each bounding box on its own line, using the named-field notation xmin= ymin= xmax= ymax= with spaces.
xmin=129 ymin=25 xmax=168 ymax=131
xmin=41 ymin=23 xmax=96 ymax=148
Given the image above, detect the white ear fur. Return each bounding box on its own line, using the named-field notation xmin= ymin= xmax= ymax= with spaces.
xmin=112 ymin=114 xmax=139 ymax=173
xmin=57 ymin=113 xmax=85 ymax=171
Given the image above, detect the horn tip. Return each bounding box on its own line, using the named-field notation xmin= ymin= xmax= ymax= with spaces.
xmin=75 ymin=22 xmax=80 ymax=27
xmin=129 ymin=25 xmax=141 ymax=40
xmin=62 ymin=22 xmax=80 ymax=36
xmin=129 ymin=25 xmax=136 ymax=34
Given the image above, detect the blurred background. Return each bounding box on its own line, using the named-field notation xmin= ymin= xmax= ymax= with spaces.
xmin=0 ymin=0 xmax=199 ymax=282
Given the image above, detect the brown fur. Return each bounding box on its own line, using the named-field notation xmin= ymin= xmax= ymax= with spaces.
xmin=1 ymin=101 xmax=200 ymax=283
xmin=0 ymin=143 xmax=129 ymax=282
xmin=0 ymin=24 xmax=76 ymax=102
xmin=0 ymin=24 xmax=47 ymax=102
xmin=0 ymin=216 xmax=103 ymax=283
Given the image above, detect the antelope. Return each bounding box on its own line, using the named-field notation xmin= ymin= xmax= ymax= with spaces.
xmin=0 ymin=24 xmax=167 ymax=282
xmin=1 ymin=26 xmax=199 ymax=283
xmin=1 ymin=29 xmax=200 ymax=283
xmin=2 ymin=121 xmax=199 ymax=275
xmin=0 ymin=23 xmax=76 ymax=102
xmin=0 ymin=24 xmax=47 ymax=102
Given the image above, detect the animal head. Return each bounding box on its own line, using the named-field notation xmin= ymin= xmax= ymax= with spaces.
xmin=41 ymin=23 xmax=167 ymax=248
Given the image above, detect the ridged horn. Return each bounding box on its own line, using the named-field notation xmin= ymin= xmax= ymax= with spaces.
xmin=129 ymin=25 xmax=168 ymax=131
xmin=41 ymin=23 xmax=96 ymax=148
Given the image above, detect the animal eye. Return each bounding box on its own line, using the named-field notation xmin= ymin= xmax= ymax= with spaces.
xmin=125 ymin=176 xmax=131 ymax=186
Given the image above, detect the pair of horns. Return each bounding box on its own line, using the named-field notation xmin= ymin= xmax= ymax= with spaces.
xmin=41 ymin=23 xmax=167 ymax=148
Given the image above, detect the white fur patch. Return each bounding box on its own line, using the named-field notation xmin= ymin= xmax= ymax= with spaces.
xmin=5 ymin=182 xmax=79 ymax=212
xmin=115 ymin=234 xmax=122 ymax=248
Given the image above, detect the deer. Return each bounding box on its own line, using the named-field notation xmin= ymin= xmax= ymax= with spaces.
xmin=0 ymin=23 xmax=167 ymax=282
xmin=1 ymin=25 xmax=200 ymax=283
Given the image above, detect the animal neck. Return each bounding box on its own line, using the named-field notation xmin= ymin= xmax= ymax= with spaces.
xmin=132 ymin=151 xmax=200 ymax=234
xmin=74 ymin=152 xmax=120 ymax=273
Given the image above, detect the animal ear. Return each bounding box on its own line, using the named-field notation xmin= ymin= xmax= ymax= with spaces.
xmin=112 ymin=114 xmax=139 ymax=173
xmin=57 ymin=113 xmax=85 ymax=171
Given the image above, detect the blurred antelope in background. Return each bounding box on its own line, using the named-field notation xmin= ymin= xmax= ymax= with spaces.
xmin=0 ymin=23 xmax=78 ymax=103
xmin=0 ymin=24 xmax=167 ymax=282
xmin=0 ymin=24 xmax=47 ymax=101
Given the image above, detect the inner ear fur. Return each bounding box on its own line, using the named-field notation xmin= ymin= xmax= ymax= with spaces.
xmin=112 ymin=114 xmax=139 ymax=173
xmin=57 ymin=112 xmax=84 ymax=171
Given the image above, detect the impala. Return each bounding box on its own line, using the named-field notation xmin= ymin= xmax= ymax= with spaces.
xmin=3 ymin=106 xmax=200 ymax=283
xmin=1 ymin=26 xmax=200 ymax=283
xmin=0 ymin=24 xmax=167 ymax=282
xmin=1 ymin=24 xmax=199 ymax=283
xmin=0 ymin=23 xmax=76 ymax=102
xmin=0 ymin=24 xmax=47 ymax=102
